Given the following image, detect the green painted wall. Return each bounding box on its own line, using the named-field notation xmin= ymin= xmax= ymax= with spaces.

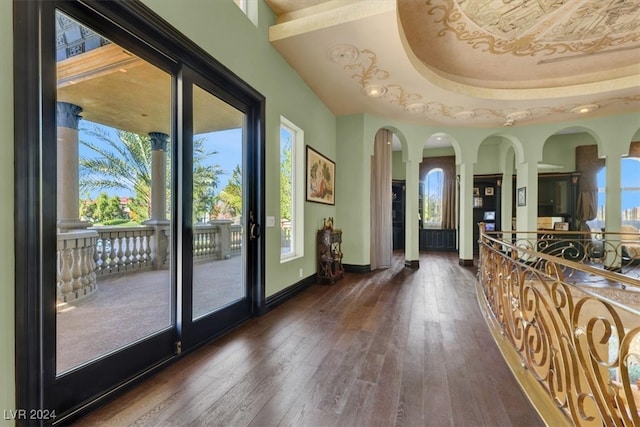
xmin=0 ymin=0 xmax=14 ymax=424
xmin=2 ymin=1 xmax=640 ymax=420
xmin=392 ymin=151 xmax=405 ymax=180
xmin=336 ymin=114 xmax=369 ymax=266
xmin=141 ymin=0 xmax=337 ymax=296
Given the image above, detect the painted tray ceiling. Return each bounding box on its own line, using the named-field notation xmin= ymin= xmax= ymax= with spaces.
xmin=266 ymin=0 xmax=640 ymax=128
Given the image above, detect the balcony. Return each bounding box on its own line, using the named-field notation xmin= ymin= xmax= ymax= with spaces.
xmin=56 ymin=221 xmax=243 ymax=373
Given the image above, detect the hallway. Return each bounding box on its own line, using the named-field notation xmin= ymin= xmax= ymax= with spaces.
xmin=74 ymin=251 xmax=543 ymax=426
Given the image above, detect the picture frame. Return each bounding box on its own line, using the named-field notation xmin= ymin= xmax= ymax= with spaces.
xmin=473 ymin=197 xmax=483 ymax=208
xmin=517 ymin=187 xmax=526 ymax=207
xmin=553 ymin=222 xmax=569 ymax=231
xmin=473 ymin=187 xmax=480 ymax=196
xmin=485 ymin=187 xmax=494 ymax=196
xmin=306 ymin=146 xmax=335 ymax=205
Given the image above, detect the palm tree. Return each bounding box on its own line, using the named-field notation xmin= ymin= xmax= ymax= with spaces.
xmin=79 ymin=123 xmax=222 ymax=222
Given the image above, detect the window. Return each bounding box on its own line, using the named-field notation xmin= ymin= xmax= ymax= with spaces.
xmin=233 ymin=0 xmax=258 ymax=26
xmin=586 ymin=168 xmax=606 ymax=231
xmin=586 ymin=158 xmax=640 ymax=231
xmin=280 ymin=117 xmax=304 ymax=260
xmin=622 ymin=157 xmax=640 ymax=228
xmin=422 ymin=168 xmax=443 ymax=228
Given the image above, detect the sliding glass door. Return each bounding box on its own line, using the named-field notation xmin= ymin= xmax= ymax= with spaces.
xmin=14 ymin=1 xmax=264 ymax=422
xmin=180 ymin=72 xmax=255 ymax=347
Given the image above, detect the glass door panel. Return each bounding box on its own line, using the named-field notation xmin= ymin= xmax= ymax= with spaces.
xmin=55 ymin=10 xmax=173 ymax=374
xmin=191 ymin=84 xmax=246 ymax=320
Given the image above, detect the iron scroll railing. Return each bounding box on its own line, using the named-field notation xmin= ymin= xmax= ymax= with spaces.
xmin=477 ymin=225 xmax=640 ymax=426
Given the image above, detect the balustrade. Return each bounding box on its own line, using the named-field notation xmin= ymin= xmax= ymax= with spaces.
xmin=230 ymin=224 xmax=242 ymax=256
xmin=56 ymin=221 xmax=242 ymax=305
xmin=94 ymin=226 xmax=154 ymax=275
xmin=477 ymin=225 xmax=640 ymax=425
xmin=57 ymin=230 xmax=99 ymax=303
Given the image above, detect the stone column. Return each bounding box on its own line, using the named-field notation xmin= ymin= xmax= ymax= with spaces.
xmin=57 ymin=101 xmax=91 ymax=231
xmin=144 ymin=132 xmax=170 ymax=270
xmin=149 ymin=132 xmax=168 ymax=220
xmin=56 ymin=101 xmax=97 ymax=303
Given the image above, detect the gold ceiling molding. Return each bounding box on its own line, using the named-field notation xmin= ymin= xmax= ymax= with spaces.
xmin=343 ymin=49 xmax=388 ymax=87
xmin=429 ymin=0 xmax=640 ymax=57
xmin=333 ymin=44 xmax=640 ymax=125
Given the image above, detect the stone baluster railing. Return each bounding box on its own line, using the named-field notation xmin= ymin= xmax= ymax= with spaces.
xmin=230 ymin=224 xmax=242 ymax=256
xmin=93 ymin=226 xmax=155 ymax=275
xmin=194 ymin=224 xmax=217 ymax=262
xmin=192 ymin=220 xmax=238 ymax=262
xmin=57 ymin=229 xmax=99 ymax=303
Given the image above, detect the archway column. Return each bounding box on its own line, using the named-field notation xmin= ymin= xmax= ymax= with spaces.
xmin=515 ymin=160 xmax=539 ymax=234
xmin=404 ymin=158 xmax=420 ymax=268
xmin=602 ymin=150 xmax=626 ymax=270
xmin=457 ymin=160 xmax=474 ymax=264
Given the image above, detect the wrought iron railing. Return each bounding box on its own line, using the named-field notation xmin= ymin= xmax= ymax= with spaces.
xmin=477 ymin=225 xmax=640 ymax=426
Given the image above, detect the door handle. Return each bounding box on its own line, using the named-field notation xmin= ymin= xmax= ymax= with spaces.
xmin=249 ymin=211 xmax=260 ymax=240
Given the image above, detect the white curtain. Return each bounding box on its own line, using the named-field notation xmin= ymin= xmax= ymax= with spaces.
xmin=370 ymin=129 xmax=393 ymax=270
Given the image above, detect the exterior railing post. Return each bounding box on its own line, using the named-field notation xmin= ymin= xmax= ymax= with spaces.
xmin=209 ymin=219 xmax=233 ymax=259
xmin=143 ymin=219 xmax=170 ymax=270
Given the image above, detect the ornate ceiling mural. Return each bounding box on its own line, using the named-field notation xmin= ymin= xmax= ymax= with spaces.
xmin=267 ymin=0 xmax=639 ymax=128
xmin=399 ymin=0 xmax=640 ymax=87
xmin=329 ymin=43 xmax=640 ymax=126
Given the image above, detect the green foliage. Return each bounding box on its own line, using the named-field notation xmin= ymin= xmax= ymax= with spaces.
xmin=80 ymin=195 xmax=97 ymax=221
xmin=217 ymin=165 xmax=242 ymax=220
xmin=280 ymin=143 xmax=292 ymax=221
xmin=101 ymin=218 xmax=131 ymax=226
xmin=93 ymin=192 xmax=126 ymax=222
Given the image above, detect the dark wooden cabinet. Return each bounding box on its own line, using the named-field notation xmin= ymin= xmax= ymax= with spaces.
xmin=537 ymin=173 xmax=579 ymax=229
xmin=317 ymin=228 xmax=344 ymax=284
xmin=392 ymin=180 xmax=405 ymax=250
xmin=419 ymin=229 xmax=457 ymax=251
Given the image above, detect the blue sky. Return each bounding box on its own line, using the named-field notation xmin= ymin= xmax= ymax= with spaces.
xmin=597 ymin=157 xmax=640 ymax=210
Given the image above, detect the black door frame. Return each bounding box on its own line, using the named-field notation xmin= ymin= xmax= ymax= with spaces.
xmin=13 ymin=0 xmax=265 ymax=423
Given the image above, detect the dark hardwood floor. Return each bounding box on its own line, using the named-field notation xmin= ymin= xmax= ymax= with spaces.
xmin=74 ymin=251 xmax=543 ymax=427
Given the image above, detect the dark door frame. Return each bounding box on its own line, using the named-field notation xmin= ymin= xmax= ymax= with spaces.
xmin=14 ymin=0 xmax=265 ymax=423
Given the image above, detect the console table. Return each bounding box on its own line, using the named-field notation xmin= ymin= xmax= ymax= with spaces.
xmin=317 ymin=228 xmax=344 ymax=284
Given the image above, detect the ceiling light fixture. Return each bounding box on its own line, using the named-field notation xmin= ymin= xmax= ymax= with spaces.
xmin=328 ymin=44 xmax=359 ymax=64
xmin=570 ymin=104 xmax=599 ymax=114
xmin=363 ymin=84 xmax=387 ymax=97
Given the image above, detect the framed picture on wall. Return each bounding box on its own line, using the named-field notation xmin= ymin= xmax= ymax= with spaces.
xmin=485 ymin=187 xmax=494 ymax=196
xmin=473 ymin=187 xmax=480 ymax=196
xmin=473 ymin=197 xmax=483 ymax=208
xmin=517 ymin=187 xmax=526 ymax=207
xmin=306 ymin=146 xmax=335 ymax=205
xmin=554 ymin=222 xmax=569 ymax=231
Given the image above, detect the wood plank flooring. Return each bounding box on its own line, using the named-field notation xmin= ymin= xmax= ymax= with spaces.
xmin=74 ymin=252 xmax=543 ymax=427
